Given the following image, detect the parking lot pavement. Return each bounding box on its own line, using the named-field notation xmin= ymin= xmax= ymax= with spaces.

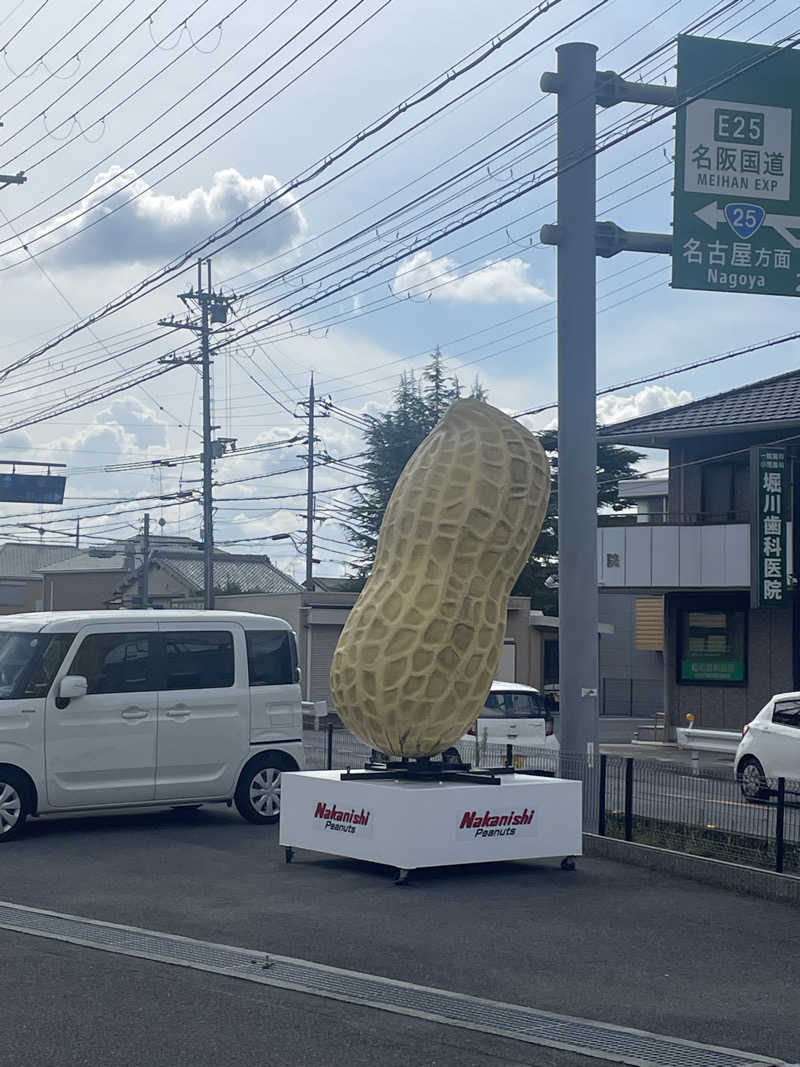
xmin=1 ymin=803 xmax=797 ymax=1065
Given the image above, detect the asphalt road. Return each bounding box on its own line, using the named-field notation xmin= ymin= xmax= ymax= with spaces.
xmin=3 ymin=930 xmax=600 ymax=1067
xmin=1 ymin=803 xmax=798 ymax=1065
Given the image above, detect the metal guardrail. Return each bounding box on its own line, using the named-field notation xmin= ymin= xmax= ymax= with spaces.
xmin=676 ymin=727 xmax=741 ymax=754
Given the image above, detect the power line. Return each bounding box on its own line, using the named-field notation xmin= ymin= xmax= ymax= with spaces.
xmin=0 ymin=0 xmax=172 ymax=148
xmin=0 ymin=0 xmax=104 ymax=88
xmin=0 ymin=0 xmax=50 ymax=54
xmin=0 ymin=0 xmax=574 ymax=372
xmin=513 ymin=330 xmax=800 ymax=419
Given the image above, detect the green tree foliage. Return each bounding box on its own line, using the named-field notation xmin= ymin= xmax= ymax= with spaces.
xmin=346 ymin=349 xmax=469 ymax=572
xmin=345 ymin=354 xmax=642 ymax=604
xmin=514 ymin=428 xmax=643 ymax=612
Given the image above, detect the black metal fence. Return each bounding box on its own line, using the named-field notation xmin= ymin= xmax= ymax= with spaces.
xmin=305 ymin=726 xmax=800 ymax=876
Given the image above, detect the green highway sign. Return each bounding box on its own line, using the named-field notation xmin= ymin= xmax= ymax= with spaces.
xmin=672 ymin=35 xmax=800 ymax=297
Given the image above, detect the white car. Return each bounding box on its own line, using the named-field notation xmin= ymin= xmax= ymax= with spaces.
xmin=734 ymin=691 xmax=800 ymax=799
xmin=451 ymin=681 xmax=559 ymax=767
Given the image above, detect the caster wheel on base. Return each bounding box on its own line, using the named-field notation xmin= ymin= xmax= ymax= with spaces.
xmin=394 ymin=868 xmax=410 ymax=886
xmin=561 ymin=856 xmax=576 ymax=871
xmin=284 ymin=847 xmax=294 ymax=864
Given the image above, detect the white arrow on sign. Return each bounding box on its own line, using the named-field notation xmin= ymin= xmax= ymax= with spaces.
xmin=694 ymin=201 xmax=724 ymax=229
xmin=694 ymin=200 xmax=800 ymax=247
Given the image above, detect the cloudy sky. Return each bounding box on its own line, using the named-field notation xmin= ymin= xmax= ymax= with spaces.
xmin=0 ymin=0 xmax=798 ymax=579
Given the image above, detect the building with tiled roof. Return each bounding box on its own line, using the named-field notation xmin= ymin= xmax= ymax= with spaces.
xmin=597 ymin=367 xmax=800 ymax=740
xmin=598 ymin=367 xmax=800 ymax=448
xmin=111 ymin=551 xmax=302 ymax=608
xmin=0 ymin=541 xmax=79 ymax=614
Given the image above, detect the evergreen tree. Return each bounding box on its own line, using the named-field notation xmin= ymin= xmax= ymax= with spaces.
xmin=345 ymin=351 xmax=465 ymax=573
xmin=344 ymin=356 xmax=642 ymax=603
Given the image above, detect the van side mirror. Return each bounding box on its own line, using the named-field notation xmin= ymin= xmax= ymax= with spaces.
xmin=56 ymin=675 xmax=88 ymax=708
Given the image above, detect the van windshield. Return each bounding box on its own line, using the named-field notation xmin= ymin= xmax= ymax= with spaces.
xmin=482 ymin=691 xmax=548 ymax=718
xmin=0 ymin=632 xmax=75 ymax=700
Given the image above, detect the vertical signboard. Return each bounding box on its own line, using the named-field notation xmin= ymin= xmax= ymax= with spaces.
xmin=673 ymin=35 xmax=800 ymax=297
xmin=751 ymin=446 xmax=786 ymax=607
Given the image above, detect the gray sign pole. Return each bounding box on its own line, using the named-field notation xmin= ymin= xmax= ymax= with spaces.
xmin=550 ymin=43 xmax=600 ymax=759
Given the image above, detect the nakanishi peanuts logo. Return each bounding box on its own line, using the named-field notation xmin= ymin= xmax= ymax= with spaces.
xmin=458 ymin=807 xmax=536 ymax=840
xmin=313 ymin=801 xmax=372 ymax=836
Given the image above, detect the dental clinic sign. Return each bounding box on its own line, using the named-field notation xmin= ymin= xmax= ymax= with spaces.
xmin=751 ymin=447 xmax=787 ymax=609
xmin=673 ymin=35 xmax=800 ymax=297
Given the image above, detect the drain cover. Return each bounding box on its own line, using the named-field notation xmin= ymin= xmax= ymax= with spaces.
xmin=0 ymin=899 xmax=786 ymax=1067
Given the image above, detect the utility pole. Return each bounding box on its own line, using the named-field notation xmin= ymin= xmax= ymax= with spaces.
xmin=305 ymin=375 xmax=315 ymax=590
xmin=539 ymin=47 xmax=675 ymax=761
xmin=75 ymin=517 xmax=80 ymax=550
xmin=295 ymin=376 xmax=330 ymax=591
xmin=159 ymin=258 xmax=235 ymax=611
xmin=140 ymin=512 xmax=151 ymax=608
xmin=0 ymin=123 xmax=25 ymax=191
xmin=199 ymin=261 xmax=214 ymax=609
xmin=543 ymin=44 xmax=600 ymax=762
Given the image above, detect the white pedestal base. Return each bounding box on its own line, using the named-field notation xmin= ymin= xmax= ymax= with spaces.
xmin=280 ymin=770 xmax=582 ymax=879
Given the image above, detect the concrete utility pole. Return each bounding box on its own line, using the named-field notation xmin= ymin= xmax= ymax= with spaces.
xmin=305 ymin=375 xmax=315 ymax=591
xmin=199 ymin=261 xmax=214 ymax=609
xmin=295 ymin=379 xmax=329 ymax=591
xmin=159 ymin=259 xmax=235 ymax=610
xmin=540 ymin=47 xmax=675 ymax=760
xmin=140 ymin=512 xmax=151 ymax=607
xmin=0 ymin=124 xmax=26 ymax=192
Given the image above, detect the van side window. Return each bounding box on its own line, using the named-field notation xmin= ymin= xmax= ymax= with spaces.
xmin=246 ymin=631 xmax=296 ymax=686
xmin=69 ymin=634 xmax=153 ymax=694
xmin=23 ymin=634 xmax=76 ymax=698
xmin=163 ymin=631 xmax=234 ymax=690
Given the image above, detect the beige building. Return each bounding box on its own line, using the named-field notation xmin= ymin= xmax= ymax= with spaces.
xmin=0 ymin=542 xmax=79 ymax=614
xmin=216 ymin=590 xmax=612 ymax=707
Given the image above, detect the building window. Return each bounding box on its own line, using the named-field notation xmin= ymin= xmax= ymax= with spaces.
xmin=542 ymin=639 xmax=559 ymax=688
xmin=678 ymin=609 xmax=746 ymax=685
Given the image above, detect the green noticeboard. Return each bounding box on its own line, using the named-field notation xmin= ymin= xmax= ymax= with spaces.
xmin=672 ymin=35 xmax=800 ymax=297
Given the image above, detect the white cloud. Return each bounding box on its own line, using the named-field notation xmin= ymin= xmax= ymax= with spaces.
xmin=596 ymin=384 xmax=693 ymax=425
xmin=393 ymin=251 xmax=550 ymax=304
xmin=532 ymin=384 xmax=694 ymax=434
xmin=21 ymin=167 xmax=307 ymax=268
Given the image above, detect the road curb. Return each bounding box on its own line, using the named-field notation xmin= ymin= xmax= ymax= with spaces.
xmin=583 ymin=833 xmax=800 ymax=905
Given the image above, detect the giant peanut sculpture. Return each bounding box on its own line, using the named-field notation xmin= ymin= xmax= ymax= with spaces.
xmin=330 ymin=398 xmax=551 ymax=757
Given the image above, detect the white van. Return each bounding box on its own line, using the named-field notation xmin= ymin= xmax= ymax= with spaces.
xmin=0 ymin=610 xmax=304 ymax=842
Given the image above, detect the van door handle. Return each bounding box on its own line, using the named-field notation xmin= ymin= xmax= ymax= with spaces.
xmin=19 ymin=708 xmax=37 ymax=714
xmin=121 ymin=709 xmax=148 ymax=720
xmin=165 ymin=705 xmax=191 ymax=718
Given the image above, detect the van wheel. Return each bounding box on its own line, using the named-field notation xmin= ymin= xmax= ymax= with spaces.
xmin=0 ymin=771 xmax=28 ymax=843
xmin=738 ymin=757 xmax=769 ymax=801
xmin=235 ymin=755 xmax=286 ymax=825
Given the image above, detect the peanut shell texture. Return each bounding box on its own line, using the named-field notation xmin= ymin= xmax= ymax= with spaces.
xmin=330 ymin=398 xmax=551 ymax=758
